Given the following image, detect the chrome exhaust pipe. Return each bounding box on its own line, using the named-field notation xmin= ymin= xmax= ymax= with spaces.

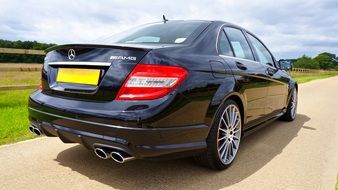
xmin=29 ymin=125 xmax=42 ymax=136
xmin=29 ymin=126 xmax=35 ymax=134
xmin=33 ymin=128 xmax=42 ymax=136
xmin=94 ymin=148 xmax=111 ymax=159
xmin=110 ymin=151 xmax=135 ymax=163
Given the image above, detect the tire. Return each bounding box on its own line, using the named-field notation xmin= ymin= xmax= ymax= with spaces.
xmin=280 ymin=88 xmax=297 ymax=121
xmin=195 ymin=99 xmax=242 ymax=170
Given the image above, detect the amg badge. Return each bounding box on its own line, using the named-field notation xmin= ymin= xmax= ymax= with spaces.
xmin=110 ymin=56 xmax=137 ymax=61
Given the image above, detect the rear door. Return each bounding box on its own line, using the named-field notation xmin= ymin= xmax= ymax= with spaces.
xmin=245 ymin=33 xmax=288 ymax=115
xmin=219 ymin=27 xmax=270 ymax=127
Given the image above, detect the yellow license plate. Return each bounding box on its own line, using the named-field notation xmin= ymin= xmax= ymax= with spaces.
xmin=56 ymin=68 xmax=100 ymax=85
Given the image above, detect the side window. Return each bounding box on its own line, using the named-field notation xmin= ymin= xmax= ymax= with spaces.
xmin=218 ymin=31 xmax=234 ymax=56
xmin=224 ymin=27 xmax=254 ymax=61
xmin=247 ymin=34 xmax=274 ymax=67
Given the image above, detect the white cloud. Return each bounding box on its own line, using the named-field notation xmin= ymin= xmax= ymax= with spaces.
xmin=0 ymin=0 xmax=337 ymax=58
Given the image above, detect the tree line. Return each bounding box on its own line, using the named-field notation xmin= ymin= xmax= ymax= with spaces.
xmin=0 ymin=39 xmax=337 ymax=70
xmin=0 ymin=39 xmax=56 ymax=63
xmin=293 ymin=52 xmax=338 ymax=70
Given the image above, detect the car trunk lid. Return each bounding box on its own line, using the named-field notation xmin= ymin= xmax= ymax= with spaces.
xmin=42 ymin=44 xmax=153 ymax=101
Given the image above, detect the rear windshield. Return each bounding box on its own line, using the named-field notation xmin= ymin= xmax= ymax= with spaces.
xmin=98 ymin=21 xmax=209 ymax=45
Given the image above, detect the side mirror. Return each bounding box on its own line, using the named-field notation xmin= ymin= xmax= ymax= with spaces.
xmin=278 ymin=60 xmax=292 ymax=71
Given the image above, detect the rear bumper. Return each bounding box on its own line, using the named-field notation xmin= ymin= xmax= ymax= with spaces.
xmin=28 ymin=106 xmax=208 ymax=159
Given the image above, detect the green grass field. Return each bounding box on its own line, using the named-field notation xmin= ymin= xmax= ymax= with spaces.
xmin=0 ymin=89 xmax=36 ymax=145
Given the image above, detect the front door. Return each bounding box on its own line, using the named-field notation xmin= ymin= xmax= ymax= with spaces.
xmin=246 ymin=33 xmax=288 ymax=116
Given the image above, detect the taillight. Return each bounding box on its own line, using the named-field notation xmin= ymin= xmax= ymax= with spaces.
xmin=116 ymin=64 xmax=188 ymax=100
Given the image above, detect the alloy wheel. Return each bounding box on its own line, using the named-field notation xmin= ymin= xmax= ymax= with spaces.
xmin=217 ymin=104 xmax=241 ymax=165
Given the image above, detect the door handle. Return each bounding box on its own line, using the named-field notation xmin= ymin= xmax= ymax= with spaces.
xmin=235 ymin=62 xmax=247 ymax=70
xmin=266 ymin=67 xmax=276 ymax=76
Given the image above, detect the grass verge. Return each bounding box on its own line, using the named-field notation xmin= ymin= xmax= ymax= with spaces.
xmin=0 ymin=89 xmax=36 ymax=145
xmin=0 ymin=71 xmax=40 ymax=86
xmin=291 ymin=72 xmax=338 ymax=84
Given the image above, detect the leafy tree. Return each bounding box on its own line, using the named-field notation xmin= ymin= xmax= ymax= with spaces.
xmin=335 ymin=66 xmax=338 ymax=71
xmin=293 ymin=55 xmax=320 ymax=69
xmin=314 ymin=52 xmax=336 ymax=70
xmin=332 ymin=57 xmax=338 ymax=70
xmin=0 ymin=39 xmax=56 ymax=50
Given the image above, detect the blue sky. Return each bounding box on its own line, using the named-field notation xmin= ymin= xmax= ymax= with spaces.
xmin=0 ymin=0 xmax=337 ymax=59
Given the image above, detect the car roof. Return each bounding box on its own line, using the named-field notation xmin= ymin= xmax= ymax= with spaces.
xmin=164 ymin=20 xmax=249 ymax=32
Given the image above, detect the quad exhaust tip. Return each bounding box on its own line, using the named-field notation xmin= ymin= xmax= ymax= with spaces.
xmin=94 ymin=148 xmax=110 ymax=159
xmin=29 ymin=125 xmax=42 ymax=136
xmin=110 ymin=152 xmax=125 ymax=163
xmin=110 ymin=151 xmax=135 ymax=163
xmin=29 ymin=126 xmax=34 ymax=133
xmin=93 ymin=146 xmax=135 ymax=163
xmin=33 ymin=128 xmax=42 ymax=136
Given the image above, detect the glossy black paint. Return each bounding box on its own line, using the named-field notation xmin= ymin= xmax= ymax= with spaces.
xmin=28 ymin=20 xmax=297 ymax=159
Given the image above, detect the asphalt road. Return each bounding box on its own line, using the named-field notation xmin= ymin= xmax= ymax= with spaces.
xmin=1 ymin=76 xmax=338 ymax=190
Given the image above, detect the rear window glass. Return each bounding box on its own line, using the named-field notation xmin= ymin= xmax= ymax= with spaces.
xmin=224 ymin=27 xmax=254 ymax=61
xmin=98 ymin=21 xmax=209 ymax=45
xmin=218 ymin=31 xmax=234 ymax=56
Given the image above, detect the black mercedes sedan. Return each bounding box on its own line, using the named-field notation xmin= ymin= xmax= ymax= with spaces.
xmin=28 ymin=20 xmax=297 ymax=170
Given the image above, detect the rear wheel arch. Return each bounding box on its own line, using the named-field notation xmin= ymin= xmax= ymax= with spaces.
xmin=227 ymin=95 xmax=245 ymax=126
xmin=209 ymin=92 xmax=246 ymax=131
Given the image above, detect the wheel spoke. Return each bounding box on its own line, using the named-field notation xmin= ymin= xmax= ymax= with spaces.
xmin=227 ymin=142 xmax=232 ymax=159
xmin=225 ymin=109 xmax=230 ymax=127
xmin=230 ymin=109 xmax=234 ymax=127
xmin=218 ymin=136 xmax=226 ymax=141
xmin=223 ymin=142 xmax=230 ymax=160
xmin=232 ymin=117 xmax=240 ymax=130
xmin=231 ymin=107 xmax=237 ymax=127
xmin=219 ymin=128 xmax=227 ymax=134
xmin=221 ymin=141 xmax=228 ymax=159
xmin=218 ymin=140 xmax=227 ymax=151
xmin=233 ymin=128 xmax=240 ymax=134
xmin=221 ymin=118 xmax=229 ymax=129
xmin=231 ymin=140 xmax=237 ymax=150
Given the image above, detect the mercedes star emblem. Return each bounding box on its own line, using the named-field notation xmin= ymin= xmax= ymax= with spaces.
xmin=68 ymin=49 xmax=76 ymax=60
